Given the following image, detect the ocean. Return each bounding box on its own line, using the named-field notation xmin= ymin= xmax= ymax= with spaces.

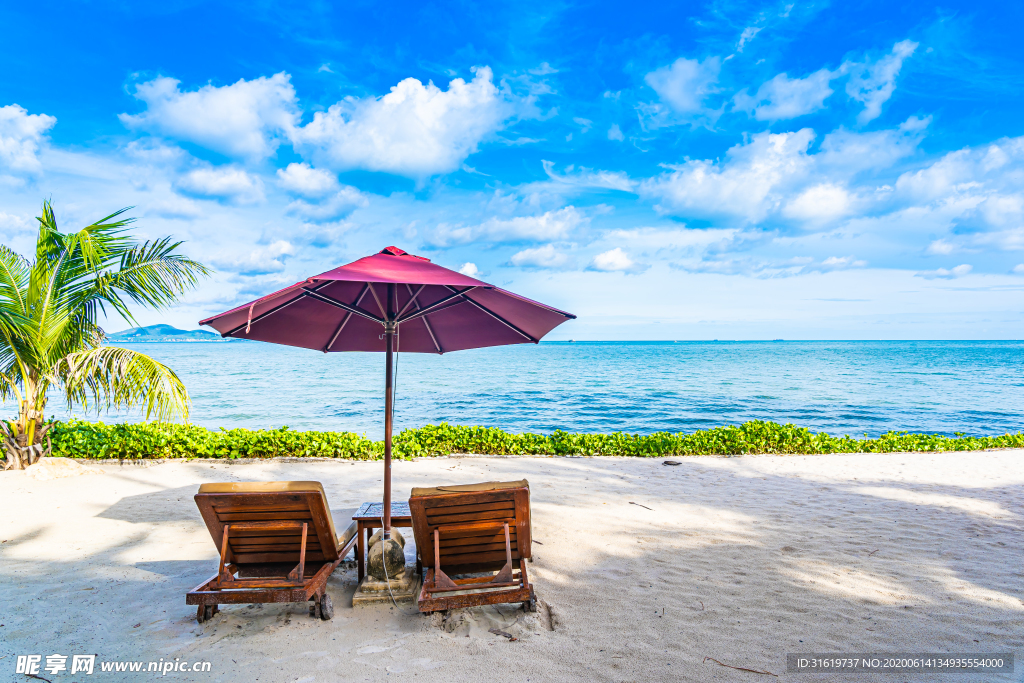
xmin=53 ymin=340 xmax=1024 ymax=439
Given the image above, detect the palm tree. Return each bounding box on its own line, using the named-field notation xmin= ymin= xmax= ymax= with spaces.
xmin=0 ymin=200 xmax=210 ymax=469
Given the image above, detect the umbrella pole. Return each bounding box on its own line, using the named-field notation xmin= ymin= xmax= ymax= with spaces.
xmin=383 ymin=287 xmax=396 ymax=539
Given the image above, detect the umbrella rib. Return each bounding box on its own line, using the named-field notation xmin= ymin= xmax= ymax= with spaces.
xmin=397 ymin=287 xmax=476 ymax=324
xmin=445 ymin=286 xmax=537 ymax=342
xmin=367 ymin=283 xmax=387 ymax=319
xmin=324 ymin=284 xmax=371 ymax=352
xmin=222 ymin=282 xmax=331 ymax=337
xmin=396 ymin=284 xmax=426 ymax=320
xmin=404 ymin=284 xmax=442 ymax=354
xmin=421 ymin=316 xmax=442 ymax=354
xmin=302 ymin=288 xmax=384 ymax=323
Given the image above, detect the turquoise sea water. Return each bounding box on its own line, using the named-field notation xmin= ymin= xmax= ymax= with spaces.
xmin=55 ymin=340 xmax=1024 ymax=439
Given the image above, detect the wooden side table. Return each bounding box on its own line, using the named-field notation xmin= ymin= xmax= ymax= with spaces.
xmin=352 ymin=501 xmax=417 ymax=581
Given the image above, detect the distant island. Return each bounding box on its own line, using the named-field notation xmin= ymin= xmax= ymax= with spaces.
xmin=106 ymin=324 xmax=233 ymax=343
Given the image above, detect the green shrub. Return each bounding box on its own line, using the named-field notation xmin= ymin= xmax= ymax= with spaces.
xmin=49 ymin=420 xmax=378 ymax=460
xmin=45 ymin=419 xmax=1024 ymax=460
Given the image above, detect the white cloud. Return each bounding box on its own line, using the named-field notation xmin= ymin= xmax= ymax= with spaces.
xmin=645 ymin=57 xmax=721 ymax=114
xmin=291 ymin=67 xmax=515 ymax=178
xmin=275 ymin=162 xmax=366 ymax=221
xmin=123 ymin=138 xmax=190 ymax=166
xmin=0 ymin=211 xmax=34 ymax=240
xmin=641 ymin=57 xmax=722 ymax=127
xmin=894 ymin=138 xmax=1024 ymax=215
xmin=458 ymin=262 xmax=480 ymax=277
xmin=737 ymin=27 xmax=761 ymax=52
xmin=120 ymin=74 xmax=299 ymax=161
xmin=285 ymin=186 xmax=367 ymax=222
xmin=674 ymin=253 xmax=867 ymax=278
xmin=276 ymin=163 xmax=339 ymax=198
xmin=818 ymin=255 xmax=867 ymax=270
xmin=215 ymin=240 xmax=295 ymax=276
xmin=541 ymin=160 xmax=633 ymax=192
xmin=573 ymin=117 xmax=592 ymax=132
xmin=844 ymin=40 xmax=918 ymax=124
xmin=175 ymin=166 xmax=265 ymax=205
xmin=607 ymin=124 xmax=624 ymax=141
xmin=674 ymin=255 xmax=812 ymax=278
xmin=894 ymin=148 xmax=976 ymax=202
xmin=926 ymin=239 xmax=957 ymax=255
xmin=817 ymin=116 xmax=929 ymax=175
xmin=589 ymin=247 xmax=647 ymax=273
xmin=1013 ymin=264 xmax=1024 ymax=274
xmin=916 ymin=264 xmax=972 ymax=280
xmin=733 ymin=69 xmax=834 ymax=121
xmin=145 ymin=196 xmax=202 ymax=219
xmin=0 ymin=104 xmax=57 ymax=174
xmin=640 ymin=129 xmax=815 ymax=223
xmin=509 ymin=244 xmax=570 ymax=269
xmin=602 ymin=226 xmax=743 ymax=253
xmin=969 ymin=227 xmax=1024 ymax=252
xmin=433 ymin=206 xmax=587 ymax=245
xmin=782 ymin=183 xmax=853 ymax=223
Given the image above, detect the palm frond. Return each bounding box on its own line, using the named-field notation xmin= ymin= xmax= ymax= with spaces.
xmin=0 ymin=245 xmax=30 ymax=314
xmin=76 ymin=238 xmax=212 ymax=323
xmin=55 ymin=346 xmax=190 ymax=422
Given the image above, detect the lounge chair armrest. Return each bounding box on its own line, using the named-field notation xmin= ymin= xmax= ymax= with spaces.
xmin=337 ymin=520 xmax=358 ymax=549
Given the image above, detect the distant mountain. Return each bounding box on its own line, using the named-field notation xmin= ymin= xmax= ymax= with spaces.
xmin=106 ymin=324 xmax=230 ymax=343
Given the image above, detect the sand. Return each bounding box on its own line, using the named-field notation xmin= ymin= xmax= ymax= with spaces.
xmin=1 ymin=451 xmax=1021 ymax=682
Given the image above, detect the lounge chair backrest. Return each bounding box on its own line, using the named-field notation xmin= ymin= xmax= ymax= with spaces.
xmin=195 ymin=481 xmax=341 ymax=564
xmin=409 ymin=480 xmax=531 ymax=574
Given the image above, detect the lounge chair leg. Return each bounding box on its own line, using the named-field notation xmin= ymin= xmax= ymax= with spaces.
xmin=319 ymin=593 xmax=334 ymax=620
xmin=197 ymin=604 xmax=215 ymax=623
xmin=523 ymin=586 xmax=537 ymax=612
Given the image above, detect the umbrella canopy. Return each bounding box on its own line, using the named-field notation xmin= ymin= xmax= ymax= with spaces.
xmin=200 ymin=246 xmax=575 ymax=535
xmin=200 ymin=246 xmax=574 ymax=354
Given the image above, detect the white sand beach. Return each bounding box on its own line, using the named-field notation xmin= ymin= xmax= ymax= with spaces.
xmin=1 ymin=451 xmax=1021 ymax=682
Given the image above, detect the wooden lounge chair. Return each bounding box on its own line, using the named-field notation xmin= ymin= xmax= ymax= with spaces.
xmin=409 ymin=480 xmax=536 ymax=613
xmin=186 ymin=481 xmax=357 ymax=623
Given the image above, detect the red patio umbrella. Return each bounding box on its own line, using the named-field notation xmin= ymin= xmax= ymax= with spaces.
xmin=200 ymin=246 xmax=575 ymax=536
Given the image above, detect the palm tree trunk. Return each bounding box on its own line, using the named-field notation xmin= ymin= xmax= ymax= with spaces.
xmin=3 ymin=382 xmax=48 ymax=469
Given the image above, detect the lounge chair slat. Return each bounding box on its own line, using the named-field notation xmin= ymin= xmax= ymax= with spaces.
xmin=439 ymin=541 xmax=516 ymax=555
xmin=227 ymin=529 xmax=312 ymax=538
xmin=232 ymin=544 xmax=324 ymax=552
xmin=213 ymin=503 xmax=309 ymax=513
xmin=434 ymin=524 xmax=518 ymax=538
xmin=419 ymin=500 xmax=514 ymax=515
xmin=231 ymin=551 xmax=330 ymax=563
xmin=425 ymin=509 xmax=515 ymax=524
xmin=439 ymin=549 xmax=521 ymax=565
xmin=232 ymin=542 xmax=323 ymax=551
xmin=438 ymin=533 xmax=516 ymax=548
xmin=217 ymin=512 xmax=314 ymax=522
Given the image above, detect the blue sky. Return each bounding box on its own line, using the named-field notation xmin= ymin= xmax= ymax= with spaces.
xmin=1 ymin=0 xmax=1022 ymax=339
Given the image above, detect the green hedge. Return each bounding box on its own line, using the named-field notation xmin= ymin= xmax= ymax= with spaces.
xmin=46 ymin=419 xmax=1024 ymax=460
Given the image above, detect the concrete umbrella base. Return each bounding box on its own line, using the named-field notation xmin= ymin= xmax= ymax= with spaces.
xmin=351 ymin=565 xmax=421 ymax=606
